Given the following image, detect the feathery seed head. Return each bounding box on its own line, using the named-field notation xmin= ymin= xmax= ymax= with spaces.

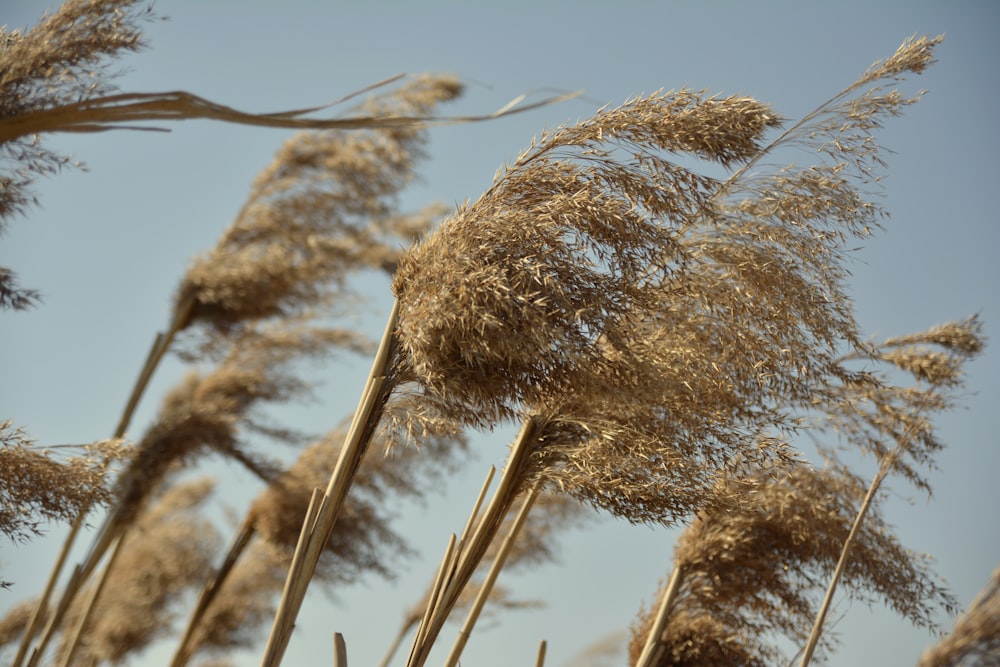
xmin=174 ymin=75 xmax=460 ymax=338
xmin=393 ymin=40 xmax=944 ymax=525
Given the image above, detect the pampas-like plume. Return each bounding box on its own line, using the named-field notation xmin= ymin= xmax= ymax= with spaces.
xmin=392 ymin=38 xmax=942 ymax=526
xmin=56 ymin=477 xmax=220 ymax=666
xmin=629 ymin=610 xmax=767 ymax=667
xmin=0 ymin=423 xmax=127 ymax=548
xmin=918 ymin=566 xmax=1000 ymax=667
xmin=0 ymin=599 xmax=35 ymax=648
xmin=0 ymin=0 xmax=150 ymax=217
xmin=381 ymin=36 xmax=945 ymax=665
xmin=0 ymin=0 xmax=151 ymax=308
xmin=173 ymin=75 xmax=463 ymax=343
xmin=630 ymin=465 xmax=957 ymax=666
xmin=814 ymin=316 xmax=985 ymax=493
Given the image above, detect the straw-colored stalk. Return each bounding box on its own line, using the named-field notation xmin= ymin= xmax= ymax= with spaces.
xmin=405 ymin=419 xmax=540 ymax=667
xmin=259 ymin=304 xmax=403 ymax=666
xmin=170 ymin=404 xmax=466 ymax=667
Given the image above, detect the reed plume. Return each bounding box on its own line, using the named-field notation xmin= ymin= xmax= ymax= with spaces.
xmin=392 ymin=39 xmax=943 ymax=524
xmin=388 ymin=36 xmax=945 ymax=665
xmin=629 ymin=609 xmax=767 ymax=667
xmin=630 ymin=464 xmax=957 ymax=666
xmin=813 ymin=316 xmax=985 ymax=493
xmin=918 ymin=566 xmax=1000 ymax=667
xmin=0 ymin=423 xmax=127 ymax=548
xmin=173 ymin=74 xmax=463 ymax=346
xmin=0 ymin=599 xmax=35 ymax=648
xmin=56 ymin=477 xmax=219 ymax=666
xmin=0 ymin=0 xmax=151 ymax=306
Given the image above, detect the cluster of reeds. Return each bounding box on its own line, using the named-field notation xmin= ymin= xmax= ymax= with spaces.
xmin=1 ymin=3 xmax=993 ymax=665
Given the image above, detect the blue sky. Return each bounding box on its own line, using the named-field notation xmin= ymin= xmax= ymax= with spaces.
xmin=2 ymin=2 xmax=998 ymax=666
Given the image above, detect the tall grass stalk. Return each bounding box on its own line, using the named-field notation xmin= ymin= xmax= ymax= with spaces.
xmin=260 ymin=300 xmax=400 ymax=667
xmin=633 ymin=562 xmax=687 ymax=667
xmin=800 ymin=411 xmax=930 ymax=666
xmin=443 ymin=483 xmax=540 ymax=667
xmin=16 ymin=299 xmax=192 ymax=667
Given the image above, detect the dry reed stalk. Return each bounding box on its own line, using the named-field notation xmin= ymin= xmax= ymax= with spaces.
xmin=333 ymin=632 xmax=348 ymax=667
xmin=630 ymin=609 xmax=766 ymax=667
xmin=405 ymin=418 xmax=540 ymax=667
xmin=261 ymin=304 xmax=402 ymax=667
xmin=535 ymin=640 xmax=547 ymax=667
xmin=377 ymin=468 xmax=496 ymax=667
xmin=3 ymin=3 xmax=572 ymax=666
xmin=170 ymin=404 xmax=467 ymax=667
xmin=378 ymin=488 xmax=582 ymax=667
xmin=167 ymin=522 xmax=256 ymax=667
xmin=633 ymin=561 xmax=686 ymax=667
xmin=0 ymin=86 xmax=579 ymax=146
xmin=443 ymin=483 xmax=540 ymax=667
xmin=917 ymin=566 xmax=1000 ymax=667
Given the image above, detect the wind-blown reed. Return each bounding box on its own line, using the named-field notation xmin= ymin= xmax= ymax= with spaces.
xmin=629 ymin=465 xmax=958 ymax=666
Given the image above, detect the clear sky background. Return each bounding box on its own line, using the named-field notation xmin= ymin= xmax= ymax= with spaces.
xmin=2 ymin=2 xmax=998 ymax=666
